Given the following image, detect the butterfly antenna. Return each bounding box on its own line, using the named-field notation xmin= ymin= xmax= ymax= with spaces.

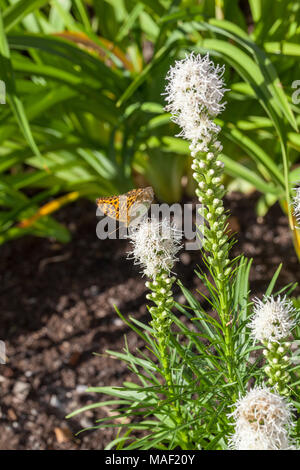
xmin=107 ymin=226 xmax=120 ymax=237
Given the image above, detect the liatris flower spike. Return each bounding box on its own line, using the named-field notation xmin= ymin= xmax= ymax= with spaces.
xmin=127 ymin=217 xmax=182 ymax=342
xmin=165 ymin=52 xmax=232 ymax=340
xmin=165 ymin=53 xmax=230 ymax=287
xmin=249 ymin=296 xmax=296 ymax=395
xmin=127 ymin=217 xmax=182 ymax=359
xmin=250 ymin=296 xmax=296 ymax=344
xmin=164 ymin=52 xmax=227 ymax=151
xmin=228 ymin=386 xmax=295 ymax=450
xmin=127 ymin=218 xmax=182 ymax=279
xmin=128 ymin=218 xmax=190 ymax=448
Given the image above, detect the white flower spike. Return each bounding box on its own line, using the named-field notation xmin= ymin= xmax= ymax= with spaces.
xmin=228 ymin=386 xmax=295 ymax=450
xmin=164 ymin=53 xmax=231 ymax=283
xmin=127 ymin=218 xmax=182 ymax=279
xmin=249 ymin=296 xmax=296 ymax=344
xmin=164 ymin=53 xmax=227 ymax=149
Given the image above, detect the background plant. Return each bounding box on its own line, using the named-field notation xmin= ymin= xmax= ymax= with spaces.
xmin=0 ymin=0 xmax=299 ymax=256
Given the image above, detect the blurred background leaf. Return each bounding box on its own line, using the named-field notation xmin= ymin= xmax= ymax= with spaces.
xmin=0 ymin=0 xmax=299 ymax=247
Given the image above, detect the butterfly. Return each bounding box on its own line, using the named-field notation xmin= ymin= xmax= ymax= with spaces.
xmin=96 ymin=187 xmax=154 ymax=226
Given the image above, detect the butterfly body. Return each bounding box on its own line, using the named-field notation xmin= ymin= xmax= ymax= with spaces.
xmin=96 ymin=187 xmax=154 ymax=226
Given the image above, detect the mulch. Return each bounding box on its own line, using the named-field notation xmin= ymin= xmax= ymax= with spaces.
xmin=0 ymin=191 xmax=299 ymax=449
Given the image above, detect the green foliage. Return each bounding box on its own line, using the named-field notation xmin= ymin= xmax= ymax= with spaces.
xmin=64 ymin=4 xmax=300 ymax=446
xmin=67 ymin=259 xmax=299 ymax=449
xmin=0 ymin=0 xmax=299 ymax=244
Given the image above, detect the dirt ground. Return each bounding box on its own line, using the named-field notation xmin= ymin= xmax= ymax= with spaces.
xmin=0 ymin=191 xmax=299 ymax=450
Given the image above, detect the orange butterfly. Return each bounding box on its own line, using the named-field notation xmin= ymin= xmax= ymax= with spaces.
xmin=96 ymin=187 xmax=154 ymax=226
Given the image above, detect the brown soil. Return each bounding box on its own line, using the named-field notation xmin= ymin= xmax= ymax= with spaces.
xmin=0 ymin=191 xmax=299 ymax=450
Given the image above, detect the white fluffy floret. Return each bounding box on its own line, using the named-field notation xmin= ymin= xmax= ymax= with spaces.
xmin=249 ymin=296 xmax=296 ymax=344
xmin=228 ymin=386 xmax=295 ymax=450
xmin=127 ymin=218 xmax=182 ymax=278
xmin=164 ymin=53 xmax=227 ymax=146
xmin=293 ymin=186 xmax=300 ymax=225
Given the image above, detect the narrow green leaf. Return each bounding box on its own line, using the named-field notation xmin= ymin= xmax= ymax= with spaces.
xmin=3 ymin=0 xmax=48 ymax=32
xmin=0 ymin=9 xmax=41 ymax=160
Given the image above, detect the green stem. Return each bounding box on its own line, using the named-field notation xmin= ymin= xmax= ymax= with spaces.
xmin=147 ymin=272 xmax=192 ymax=449
xmin=158 ymin=342 xmax=191 ymax=449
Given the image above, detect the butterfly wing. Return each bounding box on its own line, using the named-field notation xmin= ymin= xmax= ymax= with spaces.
xmin=96 ymin=187 xmax=154 ymax=226
xmin=96 ymin=196 xmax=119 ymax=221
xmin=128 ymin=187 xmax=154 ymax=224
